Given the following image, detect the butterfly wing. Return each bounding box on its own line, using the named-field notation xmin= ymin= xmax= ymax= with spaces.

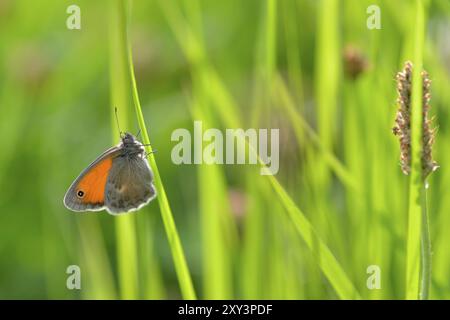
xmin=64 ymin=146 xmax=121 ymax=212
xmin=104 ymin=155 xmax=156 ymax=214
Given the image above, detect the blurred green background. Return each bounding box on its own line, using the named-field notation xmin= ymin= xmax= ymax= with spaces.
xmin=0 ymin=0 xmax=449 ymax=299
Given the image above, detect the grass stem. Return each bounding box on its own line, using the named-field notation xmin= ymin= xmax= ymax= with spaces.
xmin=121 ymin=0 xmax=197 ymax=300
xmin=110 ymin=0 xmax=139 ymax=300
xmin=420 ymin=185 xmax=431 ymax=299
xmin=406 ymin=0 xmax=426 ymax=300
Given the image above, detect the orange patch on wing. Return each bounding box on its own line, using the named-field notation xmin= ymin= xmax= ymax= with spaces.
xmin=76 ymin=156 xmax=113 ymax=205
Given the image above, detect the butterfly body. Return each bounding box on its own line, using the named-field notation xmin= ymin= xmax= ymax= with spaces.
xmin=64 ymin=132 xmax=156 ymax=214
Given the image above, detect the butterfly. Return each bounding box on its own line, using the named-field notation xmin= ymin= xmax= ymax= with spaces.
xmin=64 ymin=132 xmax=156 ymax=214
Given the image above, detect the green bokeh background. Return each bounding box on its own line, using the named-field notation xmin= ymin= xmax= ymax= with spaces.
xmin=0 ymin=0 xmax=449 ymax=299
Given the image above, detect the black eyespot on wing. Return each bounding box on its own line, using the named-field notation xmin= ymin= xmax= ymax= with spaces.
xmin=77 ymin=190 xmax=85 ymax=198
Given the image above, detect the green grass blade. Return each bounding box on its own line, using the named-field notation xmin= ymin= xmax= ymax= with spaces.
xmin=137 ymin=213 xmax=166 ymax=299
xmin=109 ymin=0 xmax=139 ymax=300
xmin=77 ymin=218 xmax=117 ymax=299
xmin=158 ymin=0 xmax=359 ymax=299
xmin=160 ymin=0 xmax=237 ymax=298
xmin=192 ymin=102 xmax=235 ymax=299
xmin=236 ymin=135 xmax=362 ymax=299
xmin=405 ymin=0 xmax=425 ymax=300
xmin=315 ymin=0 xmax=340 ymax=169
xmin=114 ymin=215 xmax=139 ymax=299
xmin=121 ymin=0 xmax=197 ymax=300
xmin=274 ymin=74 xmax=357 ymax=191
xmin=260 ymin=166 xmax=361 ymax=299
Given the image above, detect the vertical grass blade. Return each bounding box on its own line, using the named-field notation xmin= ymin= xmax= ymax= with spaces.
xmin=405 ymin=0 xmax=426 ymax=300
xmin=261 ymin=165 xmax=361 ymax=299
xmin=158 ymin=0 xmax=359 ymax=299
xmin=274 ymin=75 xmax=357 ymax=191
xmin=315 ymin=0 xmax=340 ymax=166
xmin=312 ymin=0 xmax=347 ymax=264
xmin=193 ymin=101 xmax=235 ymax=299
xmin=182 ymin=0 xmax=236 ymax=299
xmin=238 ymin=136 xmax=362 ymax=299
xmin=137 ymin=214 xmax=167 ymax=299
xmin=77 ymin=218 xmax=117 ymax=299
xmin=420 ymin=188 xmax=431 ymax=299
xmin=121 ymin=0 xmax=197 ymax=300
xmin=109 ymin=0 xmax=139 ymax=299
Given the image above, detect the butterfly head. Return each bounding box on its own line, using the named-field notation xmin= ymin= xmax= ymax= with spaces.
xmin=120 ymin=132 xmax=144 ymax=155
xmin=121 ymin=132 xmax=137 ymax=145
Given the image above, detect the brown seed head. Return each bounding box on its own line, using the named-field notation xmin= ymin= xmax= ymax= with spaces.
xmin=393 ymin=61 xmax=438 ymax=180
xmin=343 ymin=45 xmax=369 ymax=80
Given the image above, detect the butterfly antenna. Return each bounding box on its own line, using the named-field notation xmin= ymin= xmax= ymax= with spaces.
xmin=114 ymin=107 xmax=124 ymax=138
xmin=145 ymin=149 xmax=157 ymax=158
xmin=136 ymin=129 xmax=142 ymax=140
